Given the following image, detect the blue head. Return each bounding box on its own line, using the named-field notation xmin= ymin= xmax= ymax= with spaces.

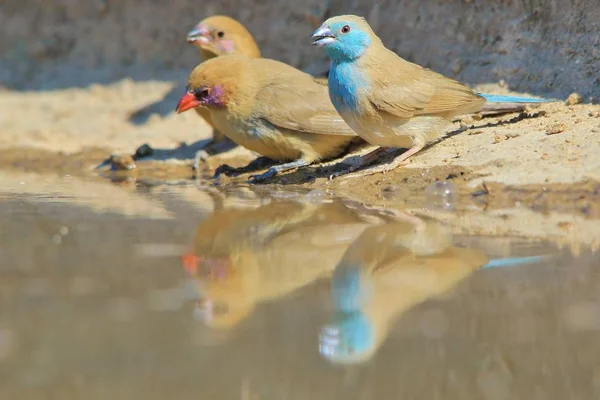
xmin=311 ymin=15 xmax=376 ymax=62
xmin=319 ymin=262 xmax=377 ymax=364
xmin=319 ymin=310 xmax=376 ymax=364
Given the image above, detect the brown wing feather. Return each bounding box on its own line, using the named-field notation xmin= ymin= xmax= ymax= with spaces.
xmin=367 ymin=47 xmax=485 ymax=118
xmin=254 ymin=65 xmax=357 ymax=136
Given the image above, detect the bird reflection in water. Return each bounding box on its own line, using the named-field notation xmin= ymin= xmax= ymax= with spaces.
xmin=319 ymin=216 xmax=529 ymax=364
xmin=181 ymin=199 xmax=380 ymax=329
xmin=319 ymin=214 xmax=552 ymax=364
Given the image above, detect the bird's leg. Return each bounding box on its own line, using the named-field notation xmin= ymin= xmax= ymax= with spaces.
xmin=248 ymin=159 xmax=311 ymax=183
xmin=329 ymin=147 xmax=391 ymax=179
xmin=193 ymin=136 xmax=238 ymax=170
xmin=213 ymin=157 xmax=276 ymax=179
xmin=340 ymin=144 xmax=424 ymax=179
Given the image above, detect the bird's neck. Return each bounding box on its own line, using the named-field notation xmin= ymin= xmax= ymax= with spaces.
xmin=199 ymin=48 xmax=218 ymax=61
xmin=325 ymin=47 xmax=365 ymax=64
xmin=328 ymin=60 xmax=368 ymax=112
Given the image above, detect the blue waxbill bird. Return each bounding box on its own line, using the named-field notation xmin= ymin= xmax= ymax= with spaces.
xmin=311 ymin=15 xmax=552 ymax=178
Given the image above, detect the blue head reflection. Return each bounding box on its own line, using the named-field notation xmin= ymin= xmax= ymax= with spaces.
xmin=320 ymin=264 xmax=377 ymax=363
xmin=320 ymin=310 xmax=376 ymax=363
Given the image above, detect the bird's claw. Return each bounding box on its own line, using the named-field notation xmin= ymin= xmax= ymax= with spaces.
xmin=328 ymin=164 xmax=363 ymax=180
xmin=248 ymin=168 xmax=277 ymax=183
xmin=328 ymin=171 xmax=344 ymax=180
xmin=212 ymin=164 xmax=239 ymax=179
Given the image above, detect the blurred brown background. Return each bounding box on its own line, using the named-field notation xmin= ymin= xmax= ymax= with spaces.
xmin=1 ymin=0 xmax=598 ymax=99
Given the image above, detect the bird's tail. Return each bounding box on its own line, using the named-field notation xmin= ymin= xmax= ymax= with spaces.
xmin=479 ymin=94 xmax=555 ymax=103
xmin=475 ymin=93 xmax=557 ymax=115
xmin=483 ymin=255 xmax=550 ymax=269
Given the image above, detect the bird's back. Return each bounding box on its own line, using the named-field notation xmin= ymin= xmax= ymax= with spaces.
xmin=362 ymin=45 xmax=485 ymax=119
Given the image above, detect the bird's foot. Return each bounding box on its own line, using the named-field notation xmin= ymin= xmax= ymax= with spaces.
xmin=328 ymin=147 xmax=391 ymax=180
xmin=338 ymin=159 xmax=411 ymax=180
xmin=248 ymin=167 xmax=278 ymax=183
xmin=212 ymin=164 xmax=241 ymax=179
xmin=213 ymin=157 xmax=277 ymax=180
xmin=331 ymin=145 xmax=424 ymax=180
xmin=248 ymin=158 xmax=310 ymax=184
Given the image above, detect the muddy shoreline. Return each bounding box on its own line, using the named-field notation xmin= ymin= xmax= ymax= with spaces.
xmin=1 ymin=100 xmax=598 ymax=215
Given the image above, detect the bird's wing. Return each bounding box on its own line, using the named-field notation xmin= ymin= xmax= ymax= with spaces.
xmin=368 ymin=49 xmax=484 ymax=118
xmin=255 ymin=76 xmax=358 ymax=136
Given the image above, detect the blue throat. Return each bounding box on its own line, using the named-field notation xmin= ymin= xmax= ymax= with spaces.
xmin=328 ymin=61 xmax=368 ymax=112
xmin=323 ymin=30 xmax=371 ymax=62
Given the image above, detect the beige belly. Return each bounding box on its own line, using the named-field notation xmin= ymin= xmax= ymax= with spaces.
xmin=210 ymin=110 xmax=354 ymax=162
xmin=342 ymin=111 xmax=451 ymax=149
xmin=210 ymin=111 xmax=302 ymax=161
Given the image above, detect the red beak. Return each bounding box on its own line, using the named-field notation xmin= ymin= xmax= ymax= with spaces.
xmin=176 ymin=92 xmax=200 ymax=114
xmin=181 ymin=253 xmax=201 ymax=275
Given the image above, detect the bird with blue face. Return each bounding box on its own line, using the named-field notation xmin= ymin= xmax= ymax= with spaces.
xmin=319 ymin=217 xmax=552 ymax=364
xmin=311 ymin=15 xmax=552 ymax=178
xmin=320 ymin=220 xmax=487 ymax=364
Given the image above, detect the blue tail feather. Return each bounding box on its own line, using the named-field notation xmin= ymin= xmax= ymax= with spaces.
xmin=479 ymin=94 xmax=554 ymax=104
xmin=483 ymin=255 xmax=548 ymax=269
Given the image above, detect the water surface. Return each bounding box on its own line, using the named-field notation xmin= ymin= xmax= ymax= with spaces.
xmin=0 ymin=174 xmax=598 ymax=399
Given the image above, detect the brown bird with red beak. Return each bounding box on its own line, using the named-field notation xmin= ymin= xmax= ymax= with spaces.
xmin=185 ymin=16 xmax=262 ymax=159
xmin=176 ymin=55 xmax=360 ymax=183
xmin=187 ymin=15 xmax=261 ymax=60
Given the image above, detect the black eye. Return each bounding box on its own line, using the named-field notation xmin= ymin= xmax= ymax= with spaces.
xmin=341 ymin=25 xmax=351 ymax=34
xmin=194 ymin=88 xmax=209 ymax=99
xmin=217 ymin=31 xmax=224 ymax=38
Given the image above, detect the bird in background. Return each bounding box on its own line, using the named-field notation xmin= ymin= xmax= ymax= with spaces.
xmin=311 ymin=15 xmax=553 ymax=178
xmin=187 ymin=15 xmax=262 ymax=60
xmin=184 ymin=16 xmax=263 ymax=164
xmin=175 ymin=55 xmax=361 ymax=183
xmin=319 ymin=218 xmax=551 ymax=365
xmin=180 ymin=200 xmax=376 ymax=330
xmin=186 ymin=15 xmax=331 ymax=163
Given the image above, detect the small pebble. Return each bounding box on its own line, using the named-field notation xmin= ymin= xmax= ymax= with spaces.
xmin=565 ymin=93 xmax=583 ymax=105
xmin=110 ymin=154 xmax=136 ymax=170
xmin=545 ymin=123 xmax=566 ymax=135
